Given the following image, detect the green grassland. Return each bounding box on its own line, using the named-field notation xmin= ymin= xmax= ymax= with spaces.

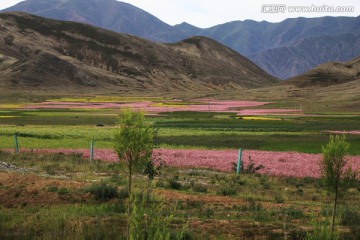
xmin=0 ymin=108 xmax=359 ymax=154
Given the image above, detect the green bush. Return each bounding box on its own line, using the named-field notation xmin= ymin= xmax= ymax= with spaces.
xmin=58 ymin=187 xmax=69 ymax=195
xmin=84 ymin=182 xmax=118 ymax=201
xmin=289 ymin=228 xmax=307 ymax=240
xmin=341 ymin=207 xmax=360 ymax=226
xmin=280 ymin=207 xmax=305 ymax=219
xmin=305 ymin=219 xmax=339 ymax=240
xmin=216 ymin=186 xmax=237 ymax=196
xmin=274 ymin=194 xmax=285 ymax=204
xmin=118 ymin=187 xmax=129 ymax=199
xmin=168 ymin=178 xmax=182 ymax=190
xmin=192 ymin=184 xmax=208 ymax=193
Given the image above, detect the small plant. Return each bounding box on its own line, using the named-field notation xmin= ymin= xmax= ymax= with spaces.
xmin=47 ymin=185 xmax=59 ymax=192
xmin=129 ymin=191 xmax=185 ymax=240
xmin=42 ymin=164 xmax=59 ymax=175
xmin=168 ymin=178 xmax=182 ymax=190
xmin=201 ymin=208 xmax=214 ymax=218
xmin=118 ymin=187 xmax=129 ymax=199
xmin=274 ymin=194 xmax=285 ymax=204
xmin=58 ymin=187 xmax=69 ymax=195
xmin=156 ymin=180 xmax=166 ymax=188
xmin=85 ymin=182 xmax=118 ymax=201
xmin=280 ymin=207 xmax=305 ymax=219
xmin=232 ymin=156 xmax=264 ymax=174
xmin=245 ymin=197 xmax=262 ymax=212
xmin=216 ymin=186 xmax=237 ymax=196
xmin=192 ymin=184 xmax=208 ymax=193
xmin=305 ymin=218 xmax=339 ymax=240
xmin=288 ymin=229 xmax=307 ymax=240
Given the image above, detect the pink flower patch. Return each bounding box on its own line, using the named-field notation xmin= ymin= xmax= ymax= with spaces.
xmin=15 ymin=148 xmax=360 ymax=178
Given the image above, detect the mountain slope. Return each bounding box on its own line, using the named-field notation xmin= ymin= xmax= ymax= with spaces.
xmin=249 ymin=34 xmax=360 ymax=79
xmin=285 ymin=56 xmax=360 ymax=87
xmin=4 ymin=0 xmax=360 ymax=80
xmin=197 ymin=16 xmax=360 ymax=56
xmin=1 ymin=0 xmax=186 ymax=42
xmin=0 ymin=12 xmax=277 ymax=94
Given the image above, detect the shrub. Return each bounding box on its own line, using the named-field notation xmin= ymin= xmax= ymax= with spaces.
xmin=305 ymin=219 xmax=339 ymax=240
xmin=289 ymin=229 xmax=307 ymax=240
xmin=168 ymin=178 xmax=182 ymax=190
xmin=192 ymin=184 xmax=208 ymax=193
xmin=245 ymin=197 xmax=262 ymax=212
xmin=85 ymin=182 xmax=118 ymax=201
xmin=156 ymin=180 xmax=166 ymax=188
xmin=217 ymin=186 xmax=237 ymax=196
xmin=47 ymin=185 xmax=58 ymax=192
xmin=274 ymin=194 xmax=285 ymax=204
xmin=280 ymin=207 xmax=305 ymax=219
xmin=118 ymin=187 xmax=129 ymax=199
xmin=58 ymin=188 xmax=69 ymax=195
xmin=231 ymin=156 xmax=264 ymax=174
xmin=341 ymin=208 xmax=360 ymax=226
xmin=201 ymin=208 xmax=214 ymax=218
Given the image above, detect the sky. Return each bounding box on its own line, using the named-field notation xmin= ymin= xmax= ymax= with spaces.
xmin=0 ymin=0 xmax=359 ymax=28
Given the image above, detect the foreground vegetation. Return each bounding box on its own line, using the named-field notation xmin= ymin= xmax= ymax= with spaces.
xmin=0 ymin=151 xmax=359 ymax=239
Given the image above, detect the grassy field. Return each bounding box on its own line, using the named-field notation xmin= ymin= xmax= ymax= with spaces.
xmin=0 ymin=109 xmax=359 ymax=154
xmin=0 ymin=151 xmax=359 ymax=239
xmin=0 ymin=98 xmax=359 ymax=239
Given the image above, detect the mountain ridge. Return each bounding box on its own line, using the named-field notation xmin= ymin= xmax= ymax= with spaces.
xmin=2 ymin=0 xmax=360 ymax=79
xmin=285 ymin=55 xmax=360 ymax=87
xmin=0 ymin=12 xmax=277 ymax=94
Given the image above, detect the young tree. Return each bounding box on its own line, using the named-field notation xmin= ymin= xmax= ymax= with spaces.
xmin=113 ymin=108 xmax=154 ymax=239
xmin=321 ymin=135 xmax=356 ymax=233
xmin=114 ymin=108 xmax=154 ymax=195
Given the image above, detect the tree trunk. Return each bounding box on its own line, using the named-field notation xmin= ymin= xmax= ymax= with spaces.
xmin=127 ymin=164 xmax=132 ymax=240
xmin=331 ymin=188 xmax=338 ymax=234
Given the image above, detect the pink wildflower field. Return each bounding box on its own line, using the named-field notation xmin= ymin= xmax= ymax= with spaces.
xmin=22 ymin=148 xmax=360 ymax=178
xmin=24 ymin=100 xmax=305 ymax=116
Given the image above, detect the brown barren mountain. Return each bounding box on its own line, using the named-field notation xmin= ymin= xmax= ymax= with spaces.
xmin=286 ymin=56 xmax=360 ymax=87
xmin=0 ymin=12 xmax=277 ymax=95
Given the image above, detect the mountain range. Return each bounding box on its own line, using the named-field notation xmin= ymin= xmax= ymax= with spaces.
xmin=3 ymin=0 xmax=360 ymax=79
xmin=0 ymin=12 xmax=277 ymax=94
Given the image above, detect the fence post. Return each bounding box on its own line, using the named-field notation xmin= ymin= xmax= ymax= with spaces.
xmin=90 ymin=140 xmax=94 ymax=163
xmin=237 ymin=148 xmax=242 ymax=175
xmin=14 ymin=134 xmax=19 ymax=154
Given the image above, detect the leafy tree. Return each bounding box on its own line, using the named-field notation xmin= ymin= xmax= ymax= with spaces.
xmin=114 ymin=108 xmax=154 ymax=239
xmin=321 ymin=135 xmax=357 ymax=233
xmin=114 ymin=108 xmax=153 ymax=195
